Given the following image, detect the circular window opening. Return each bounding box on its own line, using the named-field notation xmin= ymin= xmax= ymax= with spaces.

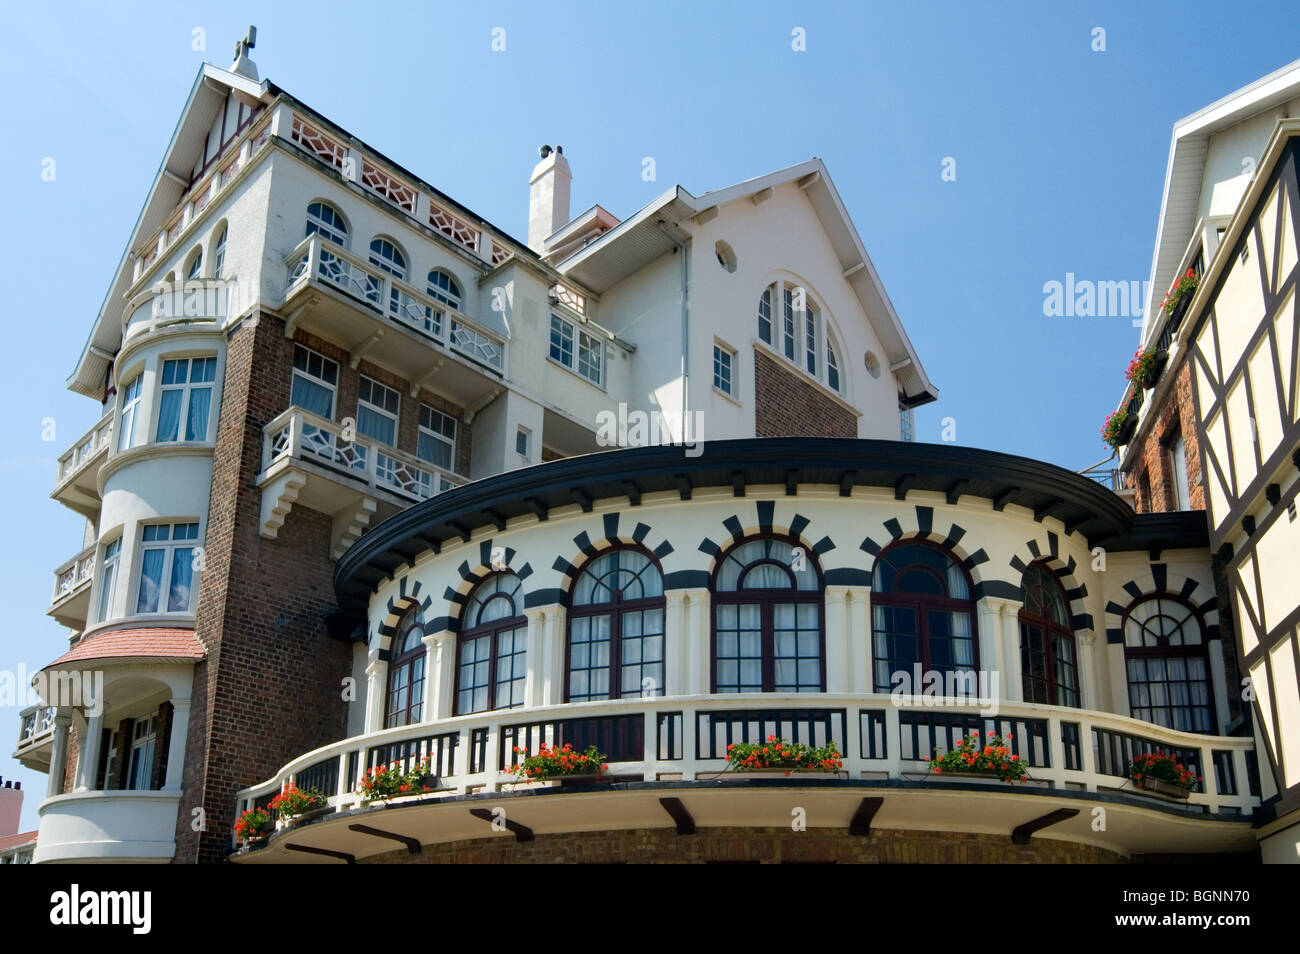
xmin=714 ymin=240 xmax=737 ymax=273
xmin=864 ymin=351 xmax=881 ymax=378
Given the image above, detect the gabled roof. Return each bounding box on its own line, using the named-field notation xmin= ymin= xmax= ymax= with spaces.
xmin=1141 ymin=56 xmax=1300 ymax=343
xmin=555 ymin=159 xmax=937 ymax=406
xmin=68 ymin=63 xmax=277 ymax=399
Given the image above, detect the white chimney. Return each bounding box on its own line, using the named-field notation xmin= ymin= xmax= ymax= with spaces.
xmin=528 ymin=145 xmax=572 ymax=253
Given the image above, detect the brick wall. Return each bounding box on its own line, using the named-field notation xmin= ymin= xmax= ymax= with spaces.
xmin=176 ymin=312 xmax=354 ymax=863
xmin=753 ymin=349 xmax=857 ymax=439
xmin=358 ymin=826 xmax=1127 ymax=864
xmin=1124 ymin=359 xmax=1205 ymax=514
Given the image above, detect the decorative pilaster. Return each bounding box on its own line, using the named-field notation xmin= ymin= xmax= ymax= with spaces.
xmin=73 ymin=710 xmax=103 ymax=792
xmin=824 ymin=586 xmax=851 ymax=693
xmin=47 ymin=712 xmax=71 ymax=799
xmin=164 ymin=699 xmax=191 ymax=791
xmin=423 ymin=629 xmax=452 ymax=720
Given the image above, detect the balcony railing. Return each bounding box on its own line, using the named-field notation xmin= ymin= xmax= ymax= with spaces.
xmin=262 ymin=406 xmax=462 ymax=504
xmin=51 ymin=543 xmax=95 ymax=608
xmin=16 ymin=706 xmax=55 ymax=751
xmin=284 ymin=234 xmax=505 ymax=373
xmin=235 ymin=695 xmax=1259 ymax=844
xmin=54 ymin=412 xmax=112 ymax=492
xmin=131 ymin=115 xmax=273 ymax=286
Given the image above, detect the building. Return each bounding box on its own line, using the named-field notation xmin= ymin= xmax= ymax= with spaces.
xmin=0 ymin=778 xmax=37 ymax=864
xmin=1108 ymin=59 xmax=1300 ymax=864
xmin=22 ymin=35 xmax=1274 ymax=863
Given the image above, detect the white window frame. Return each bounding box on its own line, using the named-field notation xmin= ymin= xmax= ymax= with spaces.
xmin=759 ymin=280 xmax=843 ymax=395
xmin=515 ymin=426 xmax=531 ymax=458
xmin=126 ymin=714 xmax=158 ymax=791
xmin=713 ymin=341 xmax=736 ymax=397
xmin=306 ymin=202 xmax=348 ymax=247
xmin=417 ymin=404 xmax=457 ymax=471
xmin=357 ymin=375 xmax=400 ymax=446
xmin=427 ymin=269 xmax=462 ymax=310
xmin=213 ymin=226 xmax=227 ymax=280
xmin=1171 ymin=434 xmax=1191 ymax=509
xmin=97 ymin=537 xmax=121 ymax=622
xmin=135 ymin=521 xmax=201 ymax=615
xmin=118 ymin=375 xmax=143 ymax=452
xmin=155 ymin=356 xmax=217 ymax=443
xmin=290 ymin=345 xmax=338 ymax=419
xmin=368 ymin=237 xmax=407 ymax=280
xmin=549 ymin=313 xmax=605 ymax=387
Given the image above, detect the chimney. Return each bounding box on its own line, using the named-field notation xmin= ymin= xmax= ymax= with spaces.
xmin=528 ymin=145 xmax=572 ymax=254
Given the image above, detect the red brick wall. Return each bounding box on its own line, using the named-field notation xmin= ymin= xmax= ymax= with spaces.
xmin=1124 ymin=359 xmax=1205 ymax=514
xmin=176 ymin=312 xmax=354 ymax=863
xmin=754 ymin=349 xmax=857 ymax=439
xmin=357 ymin=826 xmax=1127 ymax=864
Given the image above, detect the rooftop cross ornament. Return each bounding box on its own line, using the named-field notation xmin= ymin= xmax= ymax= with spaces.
xmin=234 ymin=25 xmax=256 ymax=61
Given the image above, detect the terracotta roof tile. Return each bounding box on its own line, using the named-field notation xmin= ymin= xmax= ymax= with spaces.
xmin=45 ymin=627 xmax=205 ymax=669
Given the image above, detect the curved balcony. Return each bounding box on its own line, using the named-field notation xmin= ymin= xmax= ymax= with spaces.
xmin=35 ymin=790 xmax=180 ymax=863
xmin=51 ymin=412 xmax=112 ymax=518
xmin=49 ymin=543 xmax=95 ymax=629
xmin=232 ymin=695 xmax=1257 ymax=863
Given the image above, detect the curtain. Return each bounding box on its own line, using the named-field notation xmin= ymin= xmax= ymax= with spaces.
xmin=185 ymin=387 xmax=211 ymax=441
xmin=156 ymin=390 xmax=182 ymax=442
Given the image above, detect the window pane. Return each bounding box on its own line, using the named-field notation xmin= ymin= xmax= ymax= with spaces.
xmin=136 ymin=549 xmax=165 ymax=614
xmin=156 ymin=390 xmax=182 ymax=442
xmin=167 ymin=547 xmax=194 ymax=613
xmin=185 ymin=387 xmax=211 ymax=441
xmin=291 ymin=376 xmax=334 ymax=418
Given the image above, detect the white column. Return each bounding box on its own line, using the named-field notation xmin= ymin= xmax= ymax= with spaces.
xmin=422 ymin=630 xmax=451 ymax=720
xmin=73 ymin=710 xmax=103 ymax=792
xmin=824 ymin=586 xmax=851 ymax=693
xmin=848 ymin=587 xmax=872 ymax=694
xmin=164 ymin=699 xmax=190 ymax=791
xmin=47 ymin=713 xmax=71 ymax=798
xmin=998 ymin=600 xmax=1023 ymax=704
xmin=977 ymin=599 xmax=1008 ymax=699
xmin=544 ymin=606 xmax=567 ymax=706
xmin=363 ymin=658 xmax=386 ymax=732
xmin=664 ymin=591 xmax=689 ymax=698
xmin=1208 ymin=640 xmax=1230 ymax=735
xmin=1076 ymin=632 xmax=1098 ymax=711
xmin=682 ymin=588 xmax=709 ymax=694
xmin=1106 ymin=640 xmax=1131 ymax=717
xmin=522 ymin=608 xmax=548 ymax=708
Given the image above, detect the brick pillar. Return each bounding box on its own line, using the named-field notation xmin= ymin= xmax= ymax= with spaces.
xmin=174 ymin=311 xmax=352 ymax=864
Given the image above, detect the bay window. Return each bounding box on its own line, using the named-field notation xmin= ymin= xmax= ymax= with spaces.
xmin=156 ymin=356 xmax=217 ymax=442
xmin=135 ymin=521 xmax=200 ymax=614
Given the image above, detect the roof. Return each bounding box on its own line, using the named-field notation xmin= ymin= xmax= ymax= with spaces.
xmin=555 ymin=160 xmax=938 ymax=406
xmin=1142 ymin=56 xmax=1300 ymax=343
xmin=0 ymin=832 xmax=38 ymax=853
xmin=333 ymin=437 xmax=1208 ymax=621
xmin=44 ymin=627 xmax=205 ymax=670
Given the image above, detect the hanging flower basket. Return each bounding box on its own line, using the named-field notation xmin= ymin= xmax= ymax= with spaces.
xmin=1128 ymin=751 xmax=1198 ymax=802
xmin=926 ymin=731 xmax=1028 ymax=784
xmin=356 ymin=759 xmax=440 ymax=805
xmin=724 ymin=736 xmax=844 ymax=775
xmin=1127 ymin=347 xmax=1168 ymax=391
xmin=502 ymin=743 xmax=610 ymax=789
xmin=1102 ymin=407 xmax=1137 ymax=449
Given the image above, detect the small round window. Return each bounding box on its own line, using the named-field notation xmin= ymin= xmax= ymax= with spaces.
xmin=714 ymin=240 xmax=737 ymax=273
xmin=864 ymin=351 xmax=881 ymax=378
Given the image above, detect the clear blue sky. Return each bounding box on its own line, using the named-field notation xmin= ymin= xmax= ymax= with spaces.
xmin=1 ymin=0 xmax=1296 ymax=831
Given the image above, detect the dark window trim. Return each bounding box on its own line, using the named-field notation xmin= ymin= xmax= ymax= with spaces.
xmin=1018 ymin=561 xmax=1080 ymax=708
xmin=453 ymin=573 xmax=527 ymax=715
xmin=385 ymin=608 xmax=426 ymax=728
xmin=1121 ymin=592 xmax=1217 ymax=734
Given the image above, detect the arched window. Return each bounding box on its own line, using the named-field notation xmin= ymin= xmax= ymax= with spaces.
xmin=826 ymin=339 xmax=841 ymax=392
xmin=385 ymin=608 xmax=426 ymax=728
xmin=185 ymin=247 xmax=202 ymax=281
xmin=757 ymin=280 xmax=841 ymax=391
xmin=305 ymin=201 xmax=348 ymax=246
xmin=212 ymin=225 xmax=228 ymax=280
xmin=427 ymin=269 xmax=462 ymax=310
xmin=1019 ymin=564 xmax=1079 ymax=707
xmin=1123 ymin=596 xmax=1214 ymax=733
xmin=712 ymin=536 xmax=823 ymax=693
xmin=456 ymin=573 xmax=527 ymax=714
xmin=368 ymin=237 xmax=407 ymax=280
xmin=567 ymin=549 xmax=664 ymax=702
xmin=871 ymin=541 xmax=977 ymax=692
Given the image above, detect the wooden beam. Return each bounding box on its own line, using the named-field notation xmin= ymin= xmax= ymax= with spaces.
xmin=483 ymin=508 xmax=507 ymax=532
xmin=992 ymin=486 xmax=1020 ymax=512
xmin=1033 ymin=496 xmax=1064 ymax=522
xmin=523 ymin=497 xmax=549 ymax=521
xmin=413 ymin=532 xmax=441 ymax=555
xmin=944 ymin=479 xmax=969 ymax=505
xmin=571 ymin=487 xmax=593 ymax=512
xmin=284 ymin=843 xmax=355 ymax=863
xmin=731 ymin=470 xmax=746 ymax=497
xmin=623 ymin=479 xmax=642 ymax=506
xmin=894 ymin=473 xmax=915 ymax=501
xmin=673 ymin=473 xmax=693 ymax=501
xmin=848 ymin=797 xmax=884 ymax=837
xmin=785 ymin=469 xmax=800 ymax=496
xmin=658 ymin=797 xmax=696 ymax=835
xmin=1011 ymin=807 xmax=1079 ymax=845
xmin=838 ymin=470 xmax=857 ymax=497
xmin=447 ymin=520 xmax=472 ymax=543
xmin=469 ymin=808 xmax=533 ymax=843
xmin=348 ymin=823 xmax=422 ymax=855
xmin=751 ymin=187 xmax=774 ymax=205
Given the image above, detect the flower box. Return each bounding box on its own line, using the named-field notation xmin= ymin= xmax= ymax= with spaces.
xmin=277 ymin=804 xmax=334 ymax=829
xmin=1167 ymin=287 xmax=1193 ymax=331
xmin=1113 ymin=413 xmax=1137 ymax=446
xmin=502 ymin=772 xmax=611 ymax=791
xmin=1140 ymin=349 xmax=1168 ymax=390
xmin=1134 ymin=775 xmax=1192 ymax=801
xmin=732 ymin=768 xmax=850 ymax=779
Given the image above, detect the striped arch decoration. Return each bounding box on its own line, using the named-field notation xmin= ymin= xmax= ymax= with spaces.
xmin=860 ymin=505 xmax=1005 ymax=598
xmin=549 ymin=511 xmax=675 ymax=601
xmin=436 ymin=537 xmax=534 ymax=629
xmin=1006 ymin=532 xmax=1093 ymax=632
xmin=372 ymin=576 xmax=432 ymax=657
xmin=696 ymin=499 xmax=846 ymax=584
xmin=1102 ymin=563 xmax=1221 ymax=644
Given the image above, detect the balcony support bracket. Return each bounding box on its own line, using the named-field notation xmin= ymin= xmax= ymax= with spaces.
xmin=1011 ymin=807 xmax=1079 ymax=845
xmin=469 ymin=808 xmax=533 ymax=843
xmin=658 ymin=797 xmax=696 ymax=835
xmin=848 ymin=797 xmax=884 ymax=837
xmin=284 ymin=843 xmax=356 ymax=864
xmin=348 ymin=823 xmax=422 ymax=855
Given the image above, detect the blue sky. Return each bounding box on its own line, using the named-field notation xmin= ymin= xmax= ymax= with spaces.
xmin=0 ymin=0 xmax=1296 ymax=830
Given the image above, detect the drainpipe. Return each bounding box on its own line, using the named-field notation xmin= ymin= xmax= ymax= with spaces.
xmin=656 ymin=221 xmax=689 ymax=441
